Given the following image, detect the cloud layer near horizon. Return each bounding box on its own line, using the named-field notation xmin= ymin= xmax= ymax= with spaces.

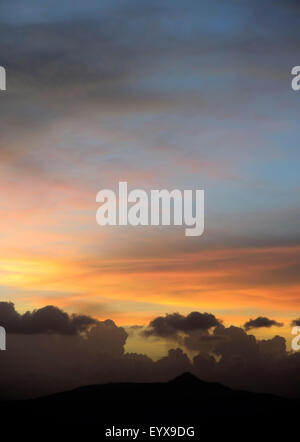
xmin=1 ymin=302 xmax=300 ymax=400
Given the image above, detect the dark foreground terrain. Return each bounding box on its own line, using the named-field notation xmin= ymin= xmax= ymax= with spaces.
xmin=0 ymin=373 xmax=298 ymax=439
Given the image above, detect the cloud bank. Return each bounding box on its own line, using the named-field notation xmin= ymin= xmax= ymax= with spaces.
xmin=1 ymin=303 xmax=300 ymax=400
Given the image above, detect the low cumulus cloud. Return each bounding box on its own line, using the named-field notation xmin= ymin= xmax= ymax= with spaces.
xmin=244 ymin=316 xmax=284 ymax=331
xmin=143 ymin=312 xmax=221 ymax=338
xmin=291 ymin=318 xmax=300 ymax=326
xmin=0 ymin=302 xmax=97 ymax=334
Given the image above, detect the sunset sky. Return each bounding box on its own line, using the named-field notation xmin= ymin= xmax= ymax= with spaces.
xmin=1 ymin=0 xmax=300 ymax=358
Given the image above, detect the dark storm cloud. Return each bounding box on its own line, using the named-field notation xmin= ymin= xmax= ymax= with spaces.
xmin=182 ymin=329 xmax=224 ymax=353
xmin=0 ymin=302 xmax=97 ymax=334
xmin=190 ymin=325 xmax=297 ymax=398
xmin=259 ymin=335 xmax=286 ymax=357
xmin=291 ymin=318 xmax=300 ymax=326
xmin=143 ymin=312 xmax=220 ymax=337
xmin=244 ymin=316 xmax=284 ymax=331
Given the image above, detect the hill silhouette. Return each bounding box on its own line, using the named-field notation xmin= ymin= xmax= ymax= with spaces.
xmin=0 ymin=373 xmax=297 ymax=438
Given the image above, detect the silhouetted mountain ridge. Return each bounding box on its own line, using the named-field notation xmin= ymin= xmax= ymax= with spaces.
xmin=0 ymin=372 xmax=298 ymax=438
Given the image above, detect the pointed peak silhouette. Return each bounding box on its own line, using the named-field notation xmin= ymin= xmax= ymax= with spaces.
xmin=168 ymin=372 xmax=201 ymax=384
xmin=168 ymin=372 xmax=233 ymax=395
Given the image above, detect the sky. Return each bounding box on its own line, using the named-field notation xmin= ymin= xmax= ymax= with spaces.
xmin=0 ymin=0 xmax=300 ymax=364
